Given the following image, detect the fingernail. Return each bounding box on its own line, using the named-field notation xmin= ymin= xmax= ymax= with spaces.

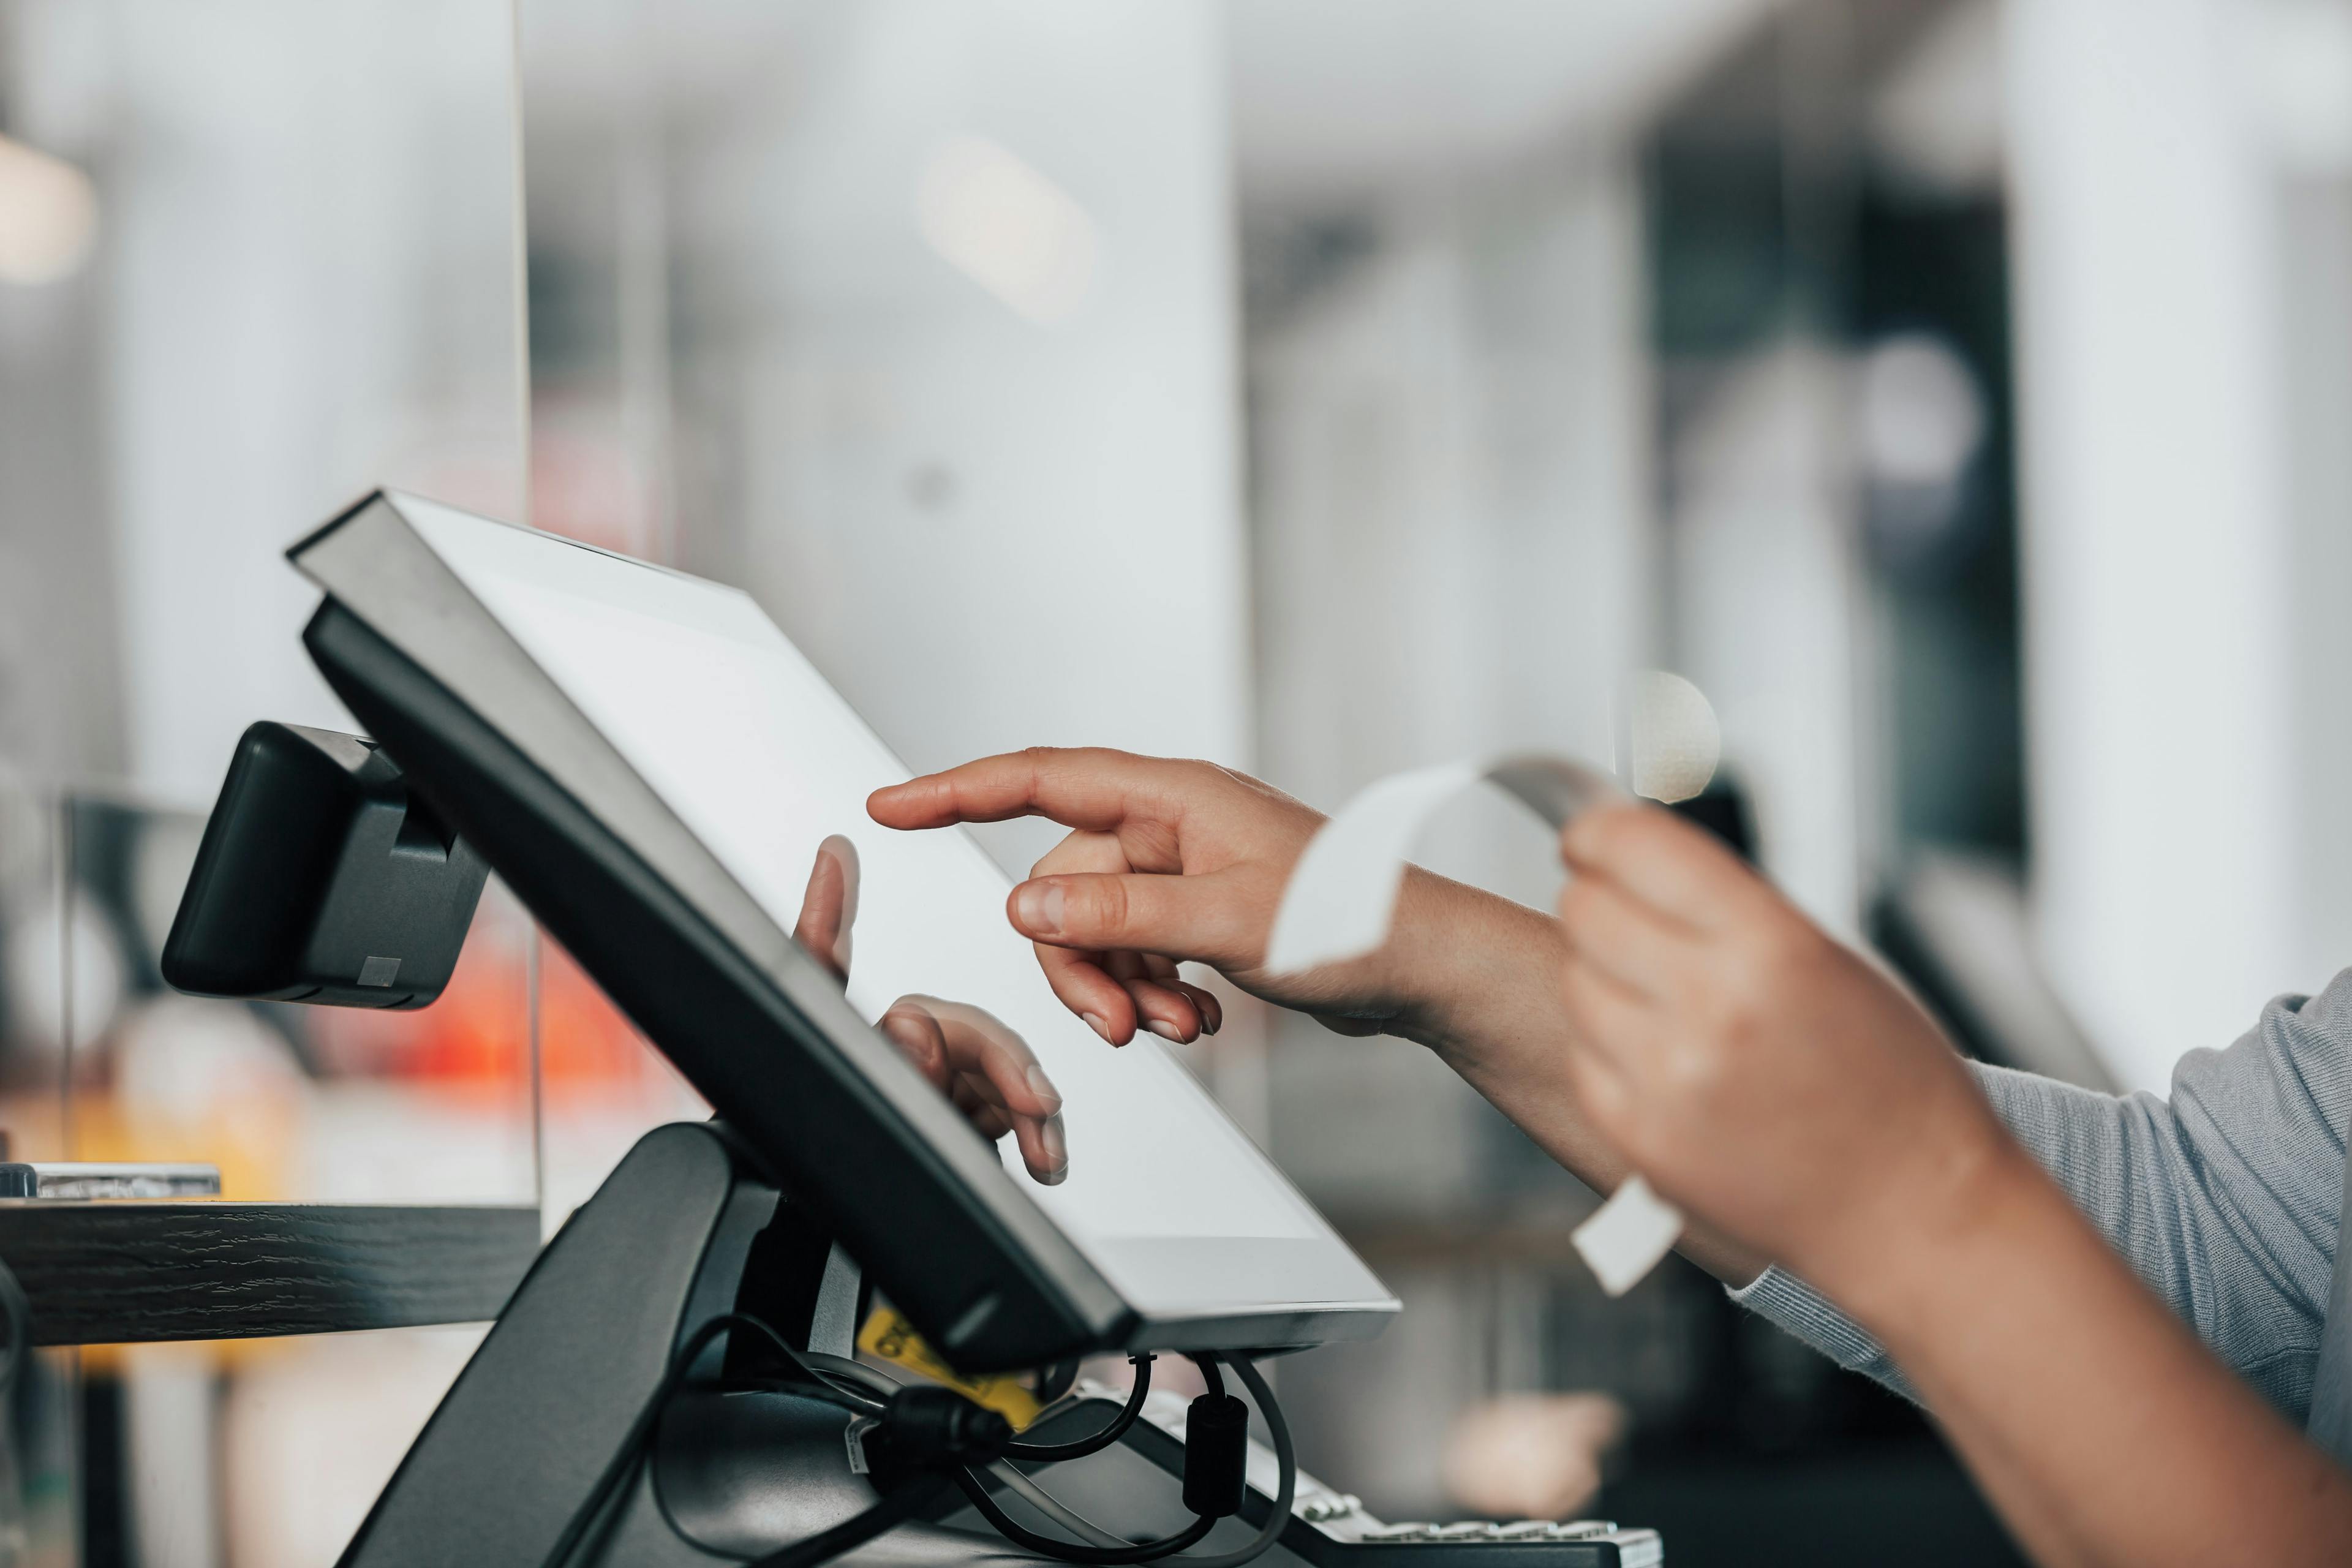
xmin=1040 ymin=1115 xmax=1069 ymax=1185
xmin=1201 ymin=1001 xmax=1223 ymax=1035
xmin=1025 ymin=1064 xmax=1063 ymax=1114
xmin=1015 ymin=881 xmax=1065 ymax=938
xmin=1082 ymin=1012 xmax=1116 ymax=1046
xmin=1148 ymin=1021 xmax=1183 ymax=1043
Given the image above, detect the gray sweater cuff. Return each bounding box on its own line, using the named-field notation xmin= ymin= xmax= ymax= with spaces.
xmin=1728 ymin=1265 xmax=1915 ymax=1398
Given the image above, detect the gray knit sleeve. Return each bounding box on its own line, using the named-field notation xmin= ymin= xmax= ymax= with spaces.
xmin=1728 ymin=967 xmax=2352 ymax=1419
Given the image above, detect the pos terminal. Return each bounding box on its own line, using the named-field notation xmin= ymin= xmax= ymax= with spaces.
xmin=169 ymin=492 xmax=1662 ymax=1567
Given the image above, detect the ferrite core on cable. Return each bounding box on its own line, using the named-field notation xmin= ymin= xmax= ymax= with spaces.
xmin=1183 ymin=1393 xmax=1251 ymax=1518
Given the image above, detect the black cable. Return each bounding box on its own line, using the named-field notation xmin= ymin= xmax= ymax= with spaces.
xmin=1003 ymin=1352 xmax=1155 ymax=1461
xmin=547 ymin=1321 xmax=1290 ymax=1568
xmin=1177 ymin=1354 xmax=1295 ymax=1568
xmin=952 ymin=1349 xmax=1297 ymax=1567
xmin=796 ymin=1349 xmax=902 ymax=1400
xmin=1185 ymin=1352 xmax=1226 ymax=1400
xmin=934 ymin=1350 xmax=1299 ymax=1568
xmin=743 ymin=1472 xmax=954 ymax=1568
xmin=954 ymin=1468 xmax=1217 ymax=1564
xmin=741 ymin=1330 xmax=891 ymax=1415
xmin=538 ymin=1312 xmax=880 ymax=1568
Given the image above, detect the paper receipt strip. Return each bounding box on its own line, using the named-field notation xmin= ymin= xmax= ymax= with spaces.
xmin=1264 ymin=753 xmax=1684 ymax=1297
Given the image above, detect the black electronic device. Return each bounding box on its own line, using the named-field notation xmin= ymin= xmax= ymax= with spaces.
xmin=161 ymin=720 xmax=488 ymax=1008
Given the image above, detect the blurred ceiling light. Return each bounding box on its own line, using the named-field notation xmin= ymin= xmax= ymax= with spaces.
xmin=1624 ymin=670 xmax=1721 ymax=806
xmin=0 ymin=134 xmax=99 ymax=287
xmin=1858 ymin=333 xmax=1987 ymax=571
xmin=1858 ymin=333 xmax=1985 ymax=491
xmin=1866 ymin=0 xmax=2004 ymax=198
xmin=2238 ymin=0 xmax=2352 ymax=175
xmin=914 ymin=133 xmax=1099 ymax=326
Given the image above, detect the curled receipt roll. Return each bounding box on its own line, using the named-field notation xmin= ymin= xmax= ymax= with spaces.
xmin=1262 ymin=753 xmax=1685 ymax=1297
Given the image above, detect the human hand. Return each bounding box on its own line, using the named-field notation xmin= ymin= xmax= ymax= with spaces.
xmin=793 ymin=835 xmax=1068 ymax=1183
xmin=1552 ymin=805 xmax=2021 ymax=1298
xmin=867 ymin=748 xmax=1425 ymax=1046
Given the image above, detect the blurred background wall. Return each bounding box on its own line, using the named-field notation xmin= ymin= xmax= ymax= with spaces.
xmin=4 ymin=0 xmax=2352 ymax=1564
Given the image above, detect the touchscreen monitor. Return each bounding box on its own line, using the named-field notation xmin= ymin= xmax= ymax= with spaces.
xmin=289 ymin=491 xmax=1396 ymax=1370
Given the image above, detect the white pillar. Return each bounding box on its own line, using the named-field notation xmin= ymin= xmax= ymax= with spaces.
xmin=1250 ymin=166 xmax=1651 ymax=900
xmin=1668 ymin=344 xmax=1868 ymax=940
xmin=2007 ymin=0 xmax=2299 ymax=1090
xmin=104 ymin=0 xmax=525 ymax=807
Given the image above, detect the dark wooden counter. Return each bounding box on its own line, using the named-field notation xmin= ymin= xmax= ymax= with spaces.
xmin=0 ymin=1200 xmax=541 ymax=1344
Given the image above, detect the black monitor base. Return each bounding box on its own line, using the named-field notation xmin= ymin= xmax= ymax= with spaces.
xmin=337 ymin=1119 xmax=1111 ymax=1567
xmin=337 ymin=1120 xmax=889 ymax=1566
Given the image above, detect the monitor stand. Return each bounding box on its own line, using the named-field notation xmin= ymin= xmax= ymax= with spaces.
xmin=336 ymin=1119 xmax=970 ymax=1567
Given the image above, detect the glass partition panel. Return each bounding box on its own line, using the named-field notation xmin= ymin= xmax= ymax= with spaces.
xmin=0 ymin=2 xmax=532 ymax=1560
xmin=0 ymin=0 xmax=534 ymax=1200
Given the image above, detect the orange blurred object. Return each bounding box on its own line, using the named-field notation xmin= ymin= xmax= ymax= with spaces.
xmin=535 ymin=935 xmax=676 ymax=1090
xmin=309 ymin=893 xmax=668 ymax=1096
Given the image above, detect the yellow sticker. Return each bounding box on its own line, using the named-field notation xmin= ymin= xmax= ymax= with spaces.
xmin=858 ymin=1305 xmax=1046 ymax=1429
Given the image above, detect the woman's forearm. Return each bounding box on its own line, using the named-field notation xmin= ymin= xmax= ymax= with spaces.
xmin=1394 ymin=868 xmax=2352 ymax=1566
xmin=1384 ymin=869 xmax=1772 ymax=1287
xmin=1839 ymin=1148 xmax=2352 ymax=1568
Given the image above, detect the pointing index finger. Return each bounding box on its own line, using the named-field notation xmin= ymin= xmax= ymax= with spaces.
xmin=867 ymin=747 xmax=1168 ymax=832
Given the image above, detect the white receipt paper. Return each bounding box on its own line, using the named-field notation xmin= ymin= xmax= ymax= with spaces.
xmin=1262 ymin=753 xmax=1686 ymax=1297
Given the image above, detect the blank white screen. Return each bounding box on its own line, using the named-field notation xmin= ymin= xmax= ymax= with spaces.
xmin=403 ymin=503 xmax=1389 ymax=1316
